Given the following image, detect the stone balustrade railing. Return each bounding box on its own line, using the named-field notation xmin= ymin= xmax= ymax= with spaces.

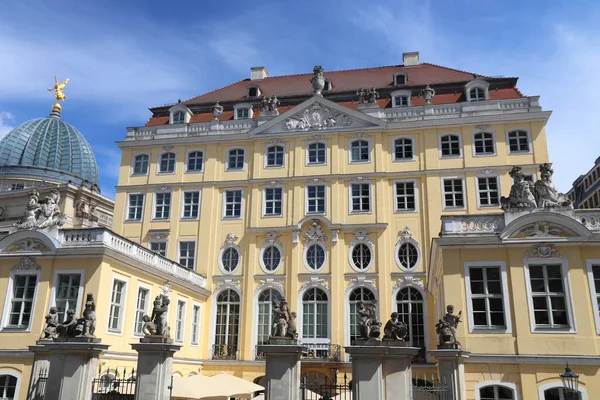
xmin=59 ymin=228 xmax=207 ymax=289
xmin=576 ymin=210 xmax=600 ymax=232
xmin=441 ymin=214 xmax=506 ymax=235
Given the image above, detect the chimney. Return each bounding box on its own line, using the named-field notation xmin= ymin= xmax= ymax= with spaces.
xmin=402 ymin=52 xmax=419 ymax=67
xmin=251 ymin=66 xmax=268 ymax=80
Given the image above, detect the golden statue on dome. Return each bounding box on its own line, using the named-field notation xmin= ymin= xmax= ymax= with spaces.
xmin=47 ymin=76 xmax=69 ymax=109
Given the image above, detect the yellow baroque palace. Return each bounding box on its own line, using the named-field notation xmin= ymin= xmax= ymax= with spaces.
xmin=0 ymin=53 xmax=599 ymax=399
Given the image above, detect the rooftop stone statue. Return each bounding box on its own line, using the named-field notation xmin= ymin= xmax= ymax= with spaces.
xmin=500 ymin=166 xmax=537 ymax=210
xmin=534 ymin=163 xmax=573 ymax=208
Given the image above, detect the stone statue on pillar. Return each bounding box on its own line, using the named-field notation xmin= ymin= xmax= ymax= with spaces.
xmin=270 ymin=298 xmax=298 ymax=340
xmin=149 ymin=295 xmax=171 ymax=339
xmin=383 ymin=312 xmax=408 ymax=342
xmin=40 ymin=307 xmax=59 ymax=339
xmin=356 ymin=300 xmax=381 ymax=340
xmin=436 ymin=305 xmax=462 ymax=349
xmin=534 ymin=163 xmax=573 ymax=208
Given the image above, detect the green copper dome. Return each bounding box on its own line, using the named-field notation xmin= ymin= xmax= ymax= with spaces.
xmin=0 ymin=108 xmax=99 ymax=187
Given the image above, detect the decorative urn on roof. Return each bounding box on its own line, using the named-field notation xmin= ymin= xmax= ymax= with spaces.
xmin=310 ymin=65 xmax=325 ymax=97
xmin=211 ymin=101 xmax=223 ymax=120
xmin=420 ymin=84 xmax=435 ymax=104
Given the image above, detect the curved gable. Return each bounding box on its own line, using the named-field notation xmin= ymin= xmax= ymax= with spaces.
xmin=500 ymin=211 xmax=592 ymax=240
xmin=0 ymin=230 xmax=60 ymax=255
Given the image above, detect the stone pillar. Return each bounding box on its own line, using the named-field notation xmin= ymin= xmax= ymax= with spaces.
xmin=429 ymin=349 xmax=470 ymax=400
xmin=345 ymin=342 xmax=420 ymax=400
xmin=131 ymin=341 xmax=181 ymax=400
xmin=26 ymin=341 xmax=51 ymax=400
xmin=257 ymin=342 xmax=307 ymax=400
xmin=44 ymin=340 xmax=109 ymax=400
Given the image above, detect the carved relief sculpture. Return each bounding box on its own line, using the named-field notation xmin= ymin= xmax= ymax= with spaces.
xmin=356 ymin=300 xmax=382 ymax=340
xmin=435 ymin=305 xmax=462 ymax=349
xmin=310 ymin=65 xmax=325 ymax=96
xmin=534 ymin=163 xmax=573 ymax=208
xmin=500 ymin=166 xmax=537 ymax=210
xmin=383 ymin=312 xmax=408 ymax=341
xmin=284 ymin=103 xmax=353 ymax=131
xmin=14 ymin=189 xmax=67 ymax=230
xmin=40 ymin=307 xmax=59 ymax=339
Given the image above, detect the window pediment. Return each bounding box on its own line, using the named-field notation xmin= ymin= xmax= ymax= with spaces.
xmin=168 ymin=103 xmax=192 ymax=124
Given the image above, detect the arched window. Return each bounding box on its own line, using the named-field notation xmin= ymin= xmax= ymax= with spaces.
xmin=397 ymin=242 xmax=419 ymax=270
xmin=187 ymin=151 xmax=204 ymax=172
xmin=133 ymin=154 xmax=150 ymax=174
xmin=473 ymin=132 xmax=495 ymax=155
xmin=261 ymin=246 xmax=282 ymax=272
xmin=351 ymin=243 xmax=372 ymax=271
xmin=159 ymin=152 xmax=176 ymax=173
xmin=543 ymin=388 xmax=582 ymax=400
xmin=440 ymin=134 xmax=461 ymax=157
xmin=173 ymin=111 xmax=186 ymax=124
xmin=266 ymin=145 xmax=285 ymax=167
xmin=470 ymin=87 xmax=486 ymax=101
xmin=478 ymin=385 xmax=515 ymax=400
xmin=350 ymin=140 xmax=370 ymax=162
xmin=302 ymin=288 xmax=328 ymax=339
xmin=396 ymin=287 xmax=425 ymax=358
xmin=214 ymin=290 xmax=240 ymax=359
xmin=305 ymin=244 xmax=326 ymax=271
xmin=0 ymin=374 xmax=17 ymax=399
xmin=227 ymin=148 xmax=245 ymax=170
xmin=221 ymin=247 xmax=240 ymax=273
xmin=394 ymin=137 xmax=413 ymax=160
xmin=349 ymin=287 xmax=376 ymax=342
xmin=257 ymin=289 xmax=283 ymax=346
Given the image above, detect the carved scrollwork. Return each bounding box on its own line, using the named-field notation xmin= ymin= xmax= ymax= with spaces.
xmin=283 ymin=103 xmax=353 ymax=131
xmin=299 ymin=276 xmax=329 ymax=292
xmin=12 ymin=256 xmax=41 ymax=271
xmin=303 ymin=220 xmax=327 ymax=248
xmin=221 ymin=232 xmax=239 ymax=249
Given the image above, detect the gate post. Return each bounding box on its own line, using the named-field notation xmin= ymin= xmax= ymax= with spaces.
xmin=26 ymin=341 xmax=51 ymax=400
xmin=131 ymin=340 xmax=181 ymax=400
xmin=428 ymin=349 xmax=470 ymax=400
xmin=257 ymin=340 xmax=307 ymax=400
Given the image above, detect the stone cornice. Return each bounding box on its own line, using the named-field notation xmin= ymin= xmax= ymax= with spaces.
xmin=466 ymin=353 xmax=600 ymax=366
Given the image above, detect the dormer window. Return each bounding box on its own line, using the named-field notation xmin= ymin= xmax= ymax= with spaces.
xmin=169 ymin=103 xmax=191 ymax=124
xmin=247 ymin=85 xmax=261 ymax=98
xmin=465 ymin=79 xmax=490 ymax=102
xmin=323 ymin=79 xmax=332 ymax=91
xmin=234 ymin=103 xmax=253 ymax=120
xmin=391 ymin=90 xmax=411 ymax=108
xmin=394 ymin=72 xmax=407 ymax=86
xmin=173 ymin=111 xmax=185 ymax=124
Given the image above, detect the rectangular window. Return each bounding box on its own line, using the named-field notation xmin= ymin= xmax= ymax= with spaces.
xmin=127 ymin=194 xmax=144 ymax=221
xmin=468 ymin=266 xmax=506 ymax=329
xmin=134 ymin=287 xmax=150 ymax=335
xmin=350 ymin=183 xmax=370 ymax=212
xmin=307 ymin=185 xmax=326 ymax=214
xmin=440 ymin=135 xmax=461 ymax=157
xmin=508 ymin=131 xmax=530 ymax=153
xmin=224 ymin=190 xmax=243 ymax=218
xmin=442 ymin=178 xmax=464 ymax=208
xmin=227 ymin=149 xmax=245 ymax=170
xmin=473 ymin=133 xmax=495 ymax=155
xmin=394 ymin=138 xmax=413 ymax=160
xmin=266 ymin=146 xmax=284 ymax=167
xmin=182 ymin=191 xmax=200 ymax=219
xmin=394 ymin=95 xmax=409 ymax=107
xmin=264 ymin=188 xmax=283 ymax=216
xmin=6 ymin=274 xmax=37 ymax=328
xmin=154 ymin=193 xmax=171 ymax=220
xmin=179 ymin=241 xmax=196 ymax=270
xmin=54 ymin=273 xmax=81 ymax=323
xmin=395 ymin=181 xmax=416 ymax=211
xmin=528 ymin=264 xmax=570 ymax=329
xmin=133 ymin=155 xmax=149 ymax=174
xmin=236 ymin=108 xmax=249 ymax=119
xmin=149 ymin=241 xmax=167 ymax=257
xmin=477 ymin=177 xmax=500 ymax=207
xmin=108 ymin=279 xmax=127 ymax=332
xmin=175 ymin=300 xmax=186 ymax=342
xmin=191 ymin=305 xmax=201 ymax=345
xmin=350 ymin=140 xmax=370 ymax=162
xmin=307 ymin=143 xmax=326 ymax=164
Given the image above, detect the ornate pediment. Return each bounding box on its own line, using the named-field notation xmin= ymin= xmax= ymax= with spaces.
xmin=12 ymin=257 xmax=41 ymax=271
xmin=7 ymin=238 xmax=49 ymax=253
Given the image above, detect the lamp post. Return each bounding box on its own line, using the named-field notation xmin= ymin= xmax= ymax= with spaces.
xmin=560 ymin=363 xmax=579 ymax=400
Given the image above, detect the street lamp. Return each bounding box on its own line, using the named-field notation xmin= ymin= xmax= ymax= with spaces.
xmin=560 ymin=363 xmax=579 ymax=399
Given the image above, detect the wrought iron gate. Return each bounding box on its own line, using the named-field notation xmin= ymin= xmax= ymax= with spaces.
xmin=91 ymin=367 xmax=136 ymax=400
xmin=412 ymin=375 xmax=449 ymax=400
xmin=299 ymin=373 xmax=351 ymax=400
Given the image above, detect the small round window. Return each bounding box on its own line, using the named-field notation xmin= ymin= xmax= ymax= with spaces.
xmin=397 ymin=242 xmax=418 ymax=270
xmin=221 ymin=247 xmax=240 ymax=272
xmin=262 ymin=246 xmax=282 ymax=271
xmin=351 ymin=243 xmax=372 ymax=271
xmin=305 ymin=244 xmax=325 ymax=270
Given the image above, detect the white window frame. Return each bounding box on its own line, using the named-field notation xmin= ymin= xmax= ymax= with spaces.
xmin=537 ymin=381 xmax=588 ymax=400
xmin=305 ymin=184 xmax=327 ymax=215
xmin=394 ymin=236 xmax=421 ymax=272
xmin=391 ymin=90 xmax=412 ymax=108
xmin=225 ymin=147 xmax=246 ymax=171
xmin=218 ymin=244 xmax=242 ymax=275
xmin=222 ymin=188 xmax=244 ymax=219
xmin=476 ymin=175 xmax=501 ymax=208
xmin=246 ymin=84 xmax=261 ymax=98
xmin=233 ymin=103 xmax=253 ymax=120
xmin=472 ymin=131 xmax=497 ymax=156
xmin=586 ymin=259 xmax=600 ymax=334
xmin=49 ymin=269 xmax=85 ymax=324
xmin=149 ymin=240 xmax=167 ymax=257
xmin=464 ymin=261 xmax=512 ymax=334
xmin=1 ymin=269 xmax=41 ymax=331
xmin=191 ymin=303 xmax=202 ymax=346
xmin=348 ymin=241 xmax=374 ymax=272
xmin=506 ymin=128 xmax=532 ymax=154
xmin=0 ymin=369 xmax=22 ymax=400
xmin=392 ymin=284 xmax=429 ymax=355
xmin=209 ymin=288 xmax=243 ymax=356
xmin=441 ymin=176 xmax=467 ymax=210
xmin=474 ymin=381 xmax=519 ymax=400
xmin=465 ymin=79 xmax=490 ymax=102
xmin=393 ymin=72 xmax=407 ymax=86
xmin=157 ymin=151 xmax=177 ymax=174
xmin=131 ymin=153 xmax=151 ymax=175
xmin=172 ymin=111 xmax=186 ymax=124
xmin=169 ymin=104 xmax=191 ymax=124
xmin=178 ymin=240 xmax=196 ymax=270
xmin=259 ymin=242 xmax=284 ymax=274
xmin=132 ymin=282 xmax=152 ymax=338
xmin=181 ymin=189 xmax=201 ymax=220
xmin=391 ymin=135 xmax=415 ymax=162
xmin=186 ymin=149 xmax=204 ymax=173
xmin=349 ymin=182 xmax=372 ymax=213
xmin=106 ymin=274 xmax=129 ymax=335
xmin=152 ymin=190 xmax=172 ymax=221
xmin=393 ymin=179 xmax=418 ymax=213
xmin=306 ymin=141 xmax=327 ymax=165
xmin=523 ymin=259 xmax=576 ymax=333
xmin=264 ymin=144 xmax=286 ymax=168
xmin=297 ymin=285 xmax=331 ymax=344
xmin=348 ymin=138 xmax=371 ymax=163
xmin=303 ymin=243 xmax=327 ymax=272
xmin=344 ymin=283 xmax=378 ymax=351
xmin=175 ymin=298 xmax=186 ymax=343
xmin=438 ymin=133 xmax=463 ymax=158
xmin=126 ymin=193 xmax=145 ymax=221
xmin=262 ymin=186 xmax=284 ymax=217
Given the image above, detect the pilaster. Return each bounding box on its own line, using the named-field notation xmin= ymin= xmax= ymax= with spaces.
xmin=257 ymin=343 xmax=307 ymax=400
xmin=26 ymin=341 xmax=51 ymax=400
xmin=429 ymin=349 xmax=470 ymax=400
xmin=131 ymin=342 xmax=181 ymax=400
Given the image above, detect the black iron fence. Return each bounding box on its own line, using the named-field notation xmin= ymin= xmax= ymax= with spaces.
xmin=91 ymin=367 xmax=136 ymax=400
xmin=300 ymin=373 xmax=351 ymax=400
xmin=412 ymin=375 xmax=449 ymax=400
xmin=211 ymin=344 xmax=238 ymax=360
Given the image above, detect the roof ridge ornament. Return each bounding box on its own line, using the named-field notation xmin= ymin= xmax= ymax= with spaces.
xmin=310 ymin=65 xmax=325 ymax=97
xmin=47 ymin=75 xmax=69 ymax=117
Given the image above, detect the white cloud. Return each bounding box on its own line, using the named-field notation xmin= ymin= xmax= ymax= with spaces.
xmin=0 ymin=111 xmax=15 ymax=138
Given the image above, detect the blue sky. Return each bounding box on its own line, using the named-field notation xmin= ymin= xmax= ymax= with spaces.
xmin=1 ymin=0 xmax=600 ymax=198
